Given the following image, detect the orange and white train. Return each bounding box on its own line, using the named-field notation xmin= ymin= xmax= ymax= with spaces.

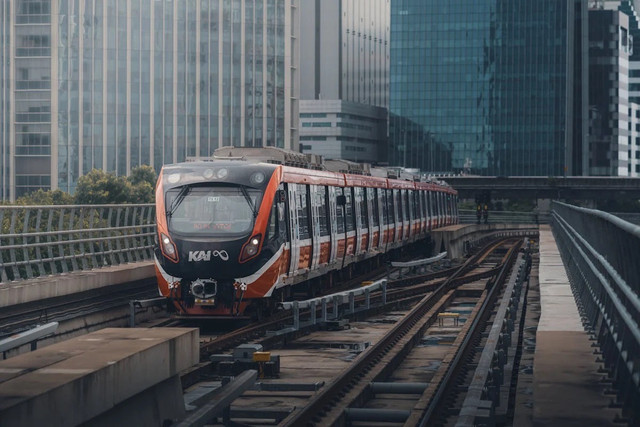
xmin=154 ymin=147 xmax=458 ymax=318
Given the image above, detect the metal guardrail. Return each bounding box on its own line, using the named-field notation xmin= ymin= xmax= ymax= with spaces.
xmin=551 ymin=201 xmax=640 ymax=424
xmin=459 ymin=209 xmax=547 ymax=224
xmin=457 ymin=247 xmax=531 ymax=426
xmin=0 ymin=322 xmax=59 ymax=359
xmin=271 ymin=279 xmax=388 ymax=335
xmin=0 ymin=204 xmax=156 ymax=283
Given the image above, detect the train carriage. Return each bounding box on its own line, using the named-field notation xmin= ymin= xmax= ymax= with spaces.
xmin=154 ymin=147 xmax=458 ymax=318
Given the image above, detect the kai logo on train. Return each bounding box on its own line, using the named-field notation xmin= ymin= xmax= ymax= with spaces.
xmin=188 ymin=250 xmax=229 ymax=262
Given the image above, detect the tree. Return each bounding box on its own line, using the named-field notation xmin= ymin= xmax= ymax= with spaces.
xmin=15 ymin=189 xmax=74 ymax=206
xmin=128 ymin=165 xmax=157 ymax=187
xmin=74 ymin=169 xmax=132 ymax=205
xmin=127 ymin=165 xmax=157 ymax=203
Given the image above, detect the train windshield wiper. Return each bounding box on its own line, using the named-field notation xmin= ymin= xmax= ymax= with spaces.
xmin=240 ymin=187 xmax=258 ymax=218
xmin=167 ymin=185 xmax=190 ymax=217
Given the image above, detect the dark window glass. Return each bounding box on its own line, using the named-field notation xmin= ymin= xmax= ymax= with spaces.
xmin=345 ymin=188 xmax=355 ymax=232
xmin=404 ymin=190 xmax=410 ymax=221
xmin=318 ymin=186 xmax=330 ymax=237
xmin=267 ymin=201 xmax=278 ymax=240
xmin=167 ymin=186 xmax=261 ymax=236
xmin=371 ymin=188 xmax=380 ymax=227
xmin=395 ymin=190 xmax=402 ymax=223
xmin=335 ymin=187 xmax=345 ymax=234
xmin=385 ymin=190 xmax=394 ymax=224
xmin=297 ymin=185 xmax=310 ymax=240
xmin=357 ymin=187 xmax=368 ymax=229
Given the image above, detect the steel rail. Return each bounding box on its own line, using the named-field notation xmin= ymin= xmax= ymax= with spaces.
xmin=279 ymin=237 xmax=519 ymax=427
xmin=411 ymin=241 xmax=522 ymax=426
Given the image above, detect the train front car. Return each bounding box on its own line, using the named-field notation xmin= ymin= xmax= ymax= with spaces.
xmin=154 ymin=161 xmax=283 ymax=318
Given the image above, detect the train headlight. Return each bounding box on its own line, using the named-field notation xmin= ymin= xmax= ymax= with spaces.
xmin=216 ymin=168 xmax=229 ymax=179
xmin=250 ymin=172 xmax=265 ymax=185
xmin=167 ymin=173 xmax=181 ymax=184
xmin=160 ymin=233 xmax=179 ymax=262
xmin=239 ymin=234 xmax=262 ymax=262
xmin=203 ymin=168 xmax=214 ymax=180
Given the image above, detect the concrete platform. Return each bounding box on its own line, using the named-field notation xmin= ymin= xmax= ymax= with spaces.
xmin=532 ymin=225 xmax=616 ymax=426
xmin=0 ymin=327 xmax=199 ymax=427
xmin=0 ymin=261 xmax=155 ymax=308
xmin=431 ymin=223 xmax=537 ymax=259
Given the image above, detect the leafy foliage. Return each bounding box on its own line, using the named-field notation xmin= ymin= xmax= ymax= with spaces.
xmin=75 ymin=169 xmax=132 ymax=204
xmin=15 ymin=189 xmax=74 ymax=206
xmin=126 ymin=165 xmax=157 ymax=203
xmin=74 ymin=165 xmax=157 ymax=204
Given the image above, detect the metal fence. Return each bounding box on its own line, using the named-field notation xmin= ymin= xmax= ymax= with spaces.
xmin=459 ymin=209 xmax=546 ymax=224
xmin=551 ymin=201 xmax=640 ymax=423
xmin=0 ymin=204 xmax=156 ymax=283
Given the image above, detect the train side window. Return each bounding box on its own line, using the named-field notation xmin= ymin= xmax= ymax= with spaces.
xmin=387 ymin=189 xmax=395 ymax=224
xmin=345 ymin=189 xmax=355 ymax=232
xmin=422 ymin=191 xmax=427 ymax=219
xmin=404 ymin=190 xmax=410 ymax=221
xmin=382 ymin=189 xmax=389 ymax=225
xmin=318 ymin=186 xmax=330 ymax=237
xmin=297 ymin=184 xmax=310 ymax=240
xmin=371 ymin=188 xmax=380 ymax=227
xmin=395 ymin=190 xmax=402 ymax=223
xmin=335 ymin=187 xmax=345 ymax=234
xmin=357 ymin=187 xmax=368 ymax=229
xmin=267 ymin=200 xmax=278 ymax=240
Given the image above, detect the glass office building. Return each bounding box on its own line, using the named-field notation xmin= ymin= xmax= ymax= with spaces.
xmin=389 ymin=0 xmax=573 ymax=176
xmin=0 ymin=0 xmax=299 ymax=200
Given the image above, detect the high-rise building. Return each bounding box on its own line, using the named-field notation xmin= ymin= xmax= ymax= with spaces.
xmin=299 ymin=100 xmax=386 ymax=163
xmin=607 ymin=0 xmax=640 ymax=176
xmin=298 ymin=0 xmax=389 ymax=163
xmin=0 ymin=0 xmax=299 ymax=201
xmin=389 ymin=0 xmax=576 ymax=176
xmin=589 ymin=7 xmax=632 ymax=176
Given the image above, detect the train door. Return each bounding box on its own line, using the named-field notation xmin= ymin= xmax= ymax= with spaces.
xmin=309 ymin=184 xmax=322 ymax=271
xmin=386 ymin=189 xmax=395 ymax=247
xmin=311 ymin=185 xmax=331 ymax=269
xmin=413 ymin=190 xmax=420 ymax=237
xmin=275 ymin=186 xmax=289 ymax=278
xmin=394 ymin=189 xmax=403 ymax=242
xmin=355 ymin=187 xmax=368 ymax=254
xmin=368 ymin=188 xmax=379 ymax=250
xmin=344 ymin=188 xmax=356 ymax=257
xmin=404 ymin=189 xmax=412 ymax=241
xmin=419 ymin=191 xmax=426 ymax=235
xmin=406 ymin=190 xmax=412 ymax=240
xmin=334 ymin=187 xmax=347 ymax=264
xmin=288 ymin=183 xmax=312 ymax=275
xmin=437 ymin=192 xmax=443 ymax=227
xmin=353 ymin=187 xmax=362 ymax=256
xmin=328 ymin=186 xmax=340 ymax=266
xmin=286 ymin=183 xmax=299 ymax=274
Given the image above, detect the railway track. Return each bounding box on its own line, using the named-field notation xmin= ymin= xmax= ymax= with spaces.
xmin=277 ymin=237 xmax=525 ymax=426
xmin=0 ymin=278 xmax=158 ymax=337
xmin=175 ymin=235 xmax=535 ymax=427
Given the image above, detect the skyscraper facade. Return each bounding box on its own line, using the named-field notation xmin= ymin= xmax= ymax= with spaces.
xmin=0 ymin=0 xmax=299 ymax=201
xmin=298 ymin=0 xmax=389 ymax=163
xmin=389 ymin=0 xmax=574 ymax=176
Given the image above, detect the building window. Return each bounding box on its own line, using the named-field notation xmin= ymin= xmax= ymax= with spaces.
xmin=300 ymin=113 xmax=327 ymax=118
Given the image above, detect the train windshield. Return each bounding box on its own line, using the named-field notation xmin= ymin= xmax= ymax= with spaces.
xmin=166 ymin=185 xmax=262 ymax=236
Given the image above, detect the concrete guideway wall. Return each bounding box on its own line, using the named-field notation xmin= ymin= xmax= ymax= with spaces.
xmin=0 ymin=261 xmax=155 ymax=308
xmin=0 ymin=327 xmax=199 ymax=427
xmin=431 ymin=223 xmax=538 ymax=260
